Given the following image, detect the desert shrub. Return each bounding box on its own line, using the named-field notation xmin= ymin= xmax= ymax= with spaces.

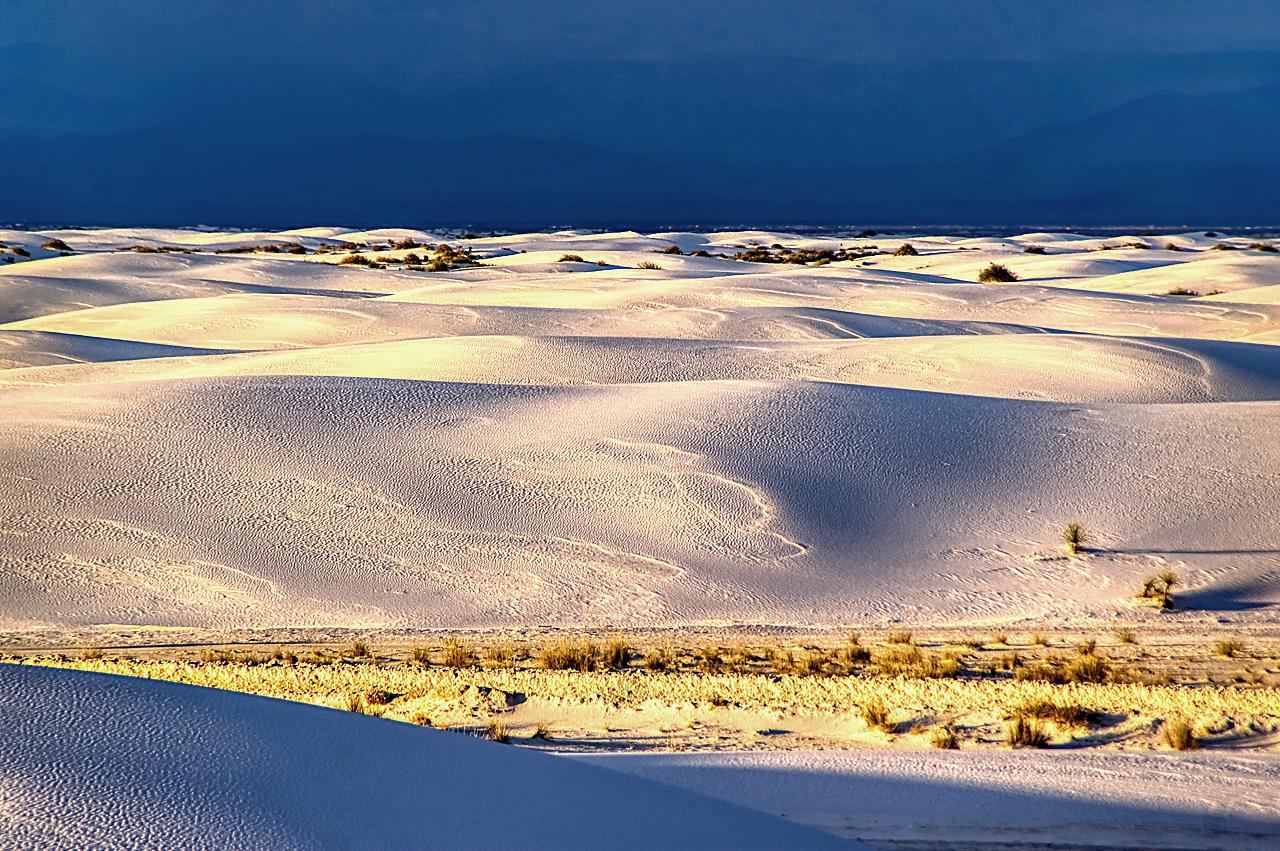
xmin=690 ymin=249 xmax=711 ymax=257
xmin=1164 ymin=243 xmax=1182 ymax=251
xmin=393 ymin=238 xmax=420 ymax=250
xmin=345 ymin=640 xmax=371 ymax=658
xmin=1016 ymin=663 xmax=1070 ymax=684
xmin=636 ymin=260 xmax=662 ymax=270
xmin=402 ymin=252 xmax=421 ymax=264
xmin=1022 ymin=245 xmax=1046 ymax=254
xmin=486 ymin=720 xmax=510 ymax=743
xmin=541 ymin=640 xmax=598 ymax=672
xmin=81 ymin=646 xmax=104 ymax=661
xmin=793 ymin=649 xmax=831 ymax=677
xmin=410 ymin=645 xmax=432 ymax=665
xmin=886 ymin=630 xmax=914 ymax=645
xmin=11 ymin=246 xmax=31 ymax=257
xmin=1165 ymin=287 xmax=1198 ymax=296
xmin=1031 ymin=633 xmax=1051 ymax=646
xmin=1126 ymin=242 xmax=1150 ymax=250
xmin=1005 ymin=715 xmax=1051 ymax=748
xmin=411 ymin=712 xmax=431 ymax=726
xmin=1214 ymin=639 xmax=1244 ymax=658
xmin=893 ymin=243 xmax=918 ymax=256
xmin=930 ymin=724 xmax=959 ymax=749
xmin=557 ymin=254 xmax=585 ymax=263
xmin=997 ymin=652 xmax=1022 ymax=671
xmin=861 ymin=700 xmax=894 ymax=732
xmin=41 ymin=238 xmax=72 ymax=251
xmin=1062 ymin=522 xmax=1084 ymax=554
xmin=1162 ymin=717 xmax=1198 ymax=750
xmin=271 ymin=646 xmax=297 ymax=664
xmin=1209 ymin=243 xmax=1236 ymax=251
xmin=441 ymin=638 xmax=474 ymax=668
xmin=1076 ymin=637 xmax=1097 ymax=656
xmin=286 ymin=244 xmax=308 ymax=255
xmin=485 ymin=645 xmax=517 ymax=667
xmin=1016 ymin=699 xmax=1092 ymax=727
xmin=977 ymin=263 xmax=1018 ymax=282
xmin=1067 ymin=653 xmax=1111 ymax=683
xmin=599 ymin=637 xmax=631 ymax=669
xmin=365 ymin=688 xmax=396 ymax=706
xmin=339 ymin=253 xmax=372 ymax=266
xmin=990 ymin=632 xmax=1009 ymax=645
xmin=768 ymin=647 xmax=795 ymax=674
xmin=345 ymin=693 xmax=365 ymax=713
xmin=728 ymin=646 xmax=754 ymax=673
xmin=697 ymin=646 xmax=724 ymax=674
xmin=657 ymin=245 xmax=684 ymax=254
xmin=1116 ymin=628 xmax=1138 ymax=645
xmin=644 ymin=648 xmax=673 ymax=671
xmin=426 ymin=258 xmax=452 ymax=272
xmin=1248 ymin=242 xmax=1278 ymax=253
xmin=840 ymin=643 xmax=871 ymax=665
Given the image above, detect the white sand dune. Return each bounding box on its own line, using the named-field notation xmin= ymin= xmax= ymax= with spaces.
xmin=1 ymin=228 xmax=1278 ymax=630
xmin=0 ymin=664 xmax=850 ymax=850
xmin=582 ymin=749 xmax=1280 ymax=850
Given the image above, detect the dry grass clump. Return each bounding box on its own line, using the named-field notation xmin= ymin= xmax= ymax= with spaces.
xmin=893 ymin=243 xmax=918 ymax=256
xmin=768 ymin=646 xmax=796 ymax=675
xmin=345 ymin=693 xmax=365 ymax=713
xmin=1076 ymin=638 xmax=1097 ymax=656
xmin=1165 ymin=286 xmax=1199 ymax=296
xmin=636 ymin=260 xmax=663 ymax=270
xmin=990 ymin=632 xmax=1009 ymax=646
xmin=861 ymin=700 xmax=895 ymax=732
xmin=977 ymin=262 xmax=1018 ymax=283
xmin=1116 ymin=628 xmax=1138 ymax=645
xmin=1031 ymin=634 xmax=1051 ymax=647
xmin=485 ymin=720 xmax=510 ymax=743
xmin=557 ymin=254 xmax=585 ymax=263
xmin=1162 ymin=717 xmax=1198 ymax=750
xmin=930 ymin=724 xmax=960 ymax=749
xmin=346 ymin=639 xmax=372 ymax=658
xmin=644 ymin=648 xmax=673 ymax=672
xmin=1016 ymin=698 xmax=1093 ymax=727
xmin=697 ymin=646 xmax=724 ymax=674
xmin=441 ymin=638 xmax=474 ymax=668
xmin=877 ymin=646 xmax=961 ymax=679
xmin=657 ymin=245 xmax=684 ymax=255
xmin=1248 ymin=242 xmax=1278 ymax=252
xmin=410 ymin=645 xmax=432 ymax=665
xmin=885 ymin=630 xmax=914 ymax=645
xmin=1214 ymin=639 xmax=1245 ymax=658
xmin=81 ymin=646 xmax=104 ymax=661
xmin=1005 ymin=715 xmax=1051 ymax=748
xmin=541 ymin=640 xmax=599 ymax=672
xmin=532 ymin=720 xmax=553 ymax=740
xmin=411 ymin=711 xmax=431 ymax=726
xmin=485 ymin=644 xmax=518 ymax=668
xmin=42 ymin=238 xmax=72 ymax=251
xmin=1022 ymin=245 xmax=1046 ymax=254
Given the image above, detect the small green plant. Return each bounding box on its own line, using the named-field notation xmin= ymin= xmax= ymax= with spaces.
xmin=1162 ymin=717 xmax=1198 ymax=750
xmin=1063 ymin=522 xmax=1084 ymax=554
xmin=1005 ymin=715 xmax=1050 ymax=748
xmin=893 ymin=243 xmax=918 ymax=256
xmin=557 ymin=254 xmax=585 ymax=263
xmin=636 ymin=260 xmax=662 ymax=270
xmin=977 ymin=262 xmax=1018 ymax=282
xmin=1214 ymin=639 xmax=1244 ymax=658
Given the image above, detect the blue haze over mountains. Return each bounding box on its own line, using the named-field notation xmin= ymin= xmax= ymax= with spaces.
xmin=4 ymin=1 xmax=1280 ymax=227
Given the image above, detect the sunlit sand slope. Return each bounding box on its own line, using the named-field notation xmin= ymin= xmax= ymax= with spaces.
xmin=1 ymin=228 xmax=1278 ymax=629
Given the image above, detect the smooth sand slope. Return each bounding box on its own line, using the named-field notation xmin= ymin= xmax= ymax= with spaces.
xmin=582 ymin=749 xmax=1280 ymax=851
xmin=0 ymin=664 xmax=851 ymax=851
xmin=1 ymin=228 xmax=1279 ymax=630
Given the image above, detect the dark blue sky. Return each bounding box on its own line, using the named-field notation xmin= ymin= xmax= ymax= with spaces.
xmin=5 ymin=2 xmax=1280 ymax=226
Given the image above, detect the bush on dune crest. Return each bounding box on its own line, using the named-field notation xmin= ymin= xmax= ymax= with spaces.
xmin=977 ymin=262 xmax=1018 ymax=282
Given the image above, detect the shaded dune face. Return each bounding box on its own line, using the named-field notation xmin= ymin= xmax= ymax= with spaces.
xmin=1 ymin=228 xmax=1279 ymax=628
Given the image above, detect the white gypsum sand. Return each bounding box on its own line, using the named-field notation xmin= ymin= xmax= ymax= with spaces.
xmin=1 ymin=228 xmax=1279 ymax=630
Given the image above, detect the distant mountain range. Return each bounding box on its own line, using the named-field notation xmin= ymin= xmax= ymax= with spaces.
xmin=4 ymin=80 xmax=1279 ymax=227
